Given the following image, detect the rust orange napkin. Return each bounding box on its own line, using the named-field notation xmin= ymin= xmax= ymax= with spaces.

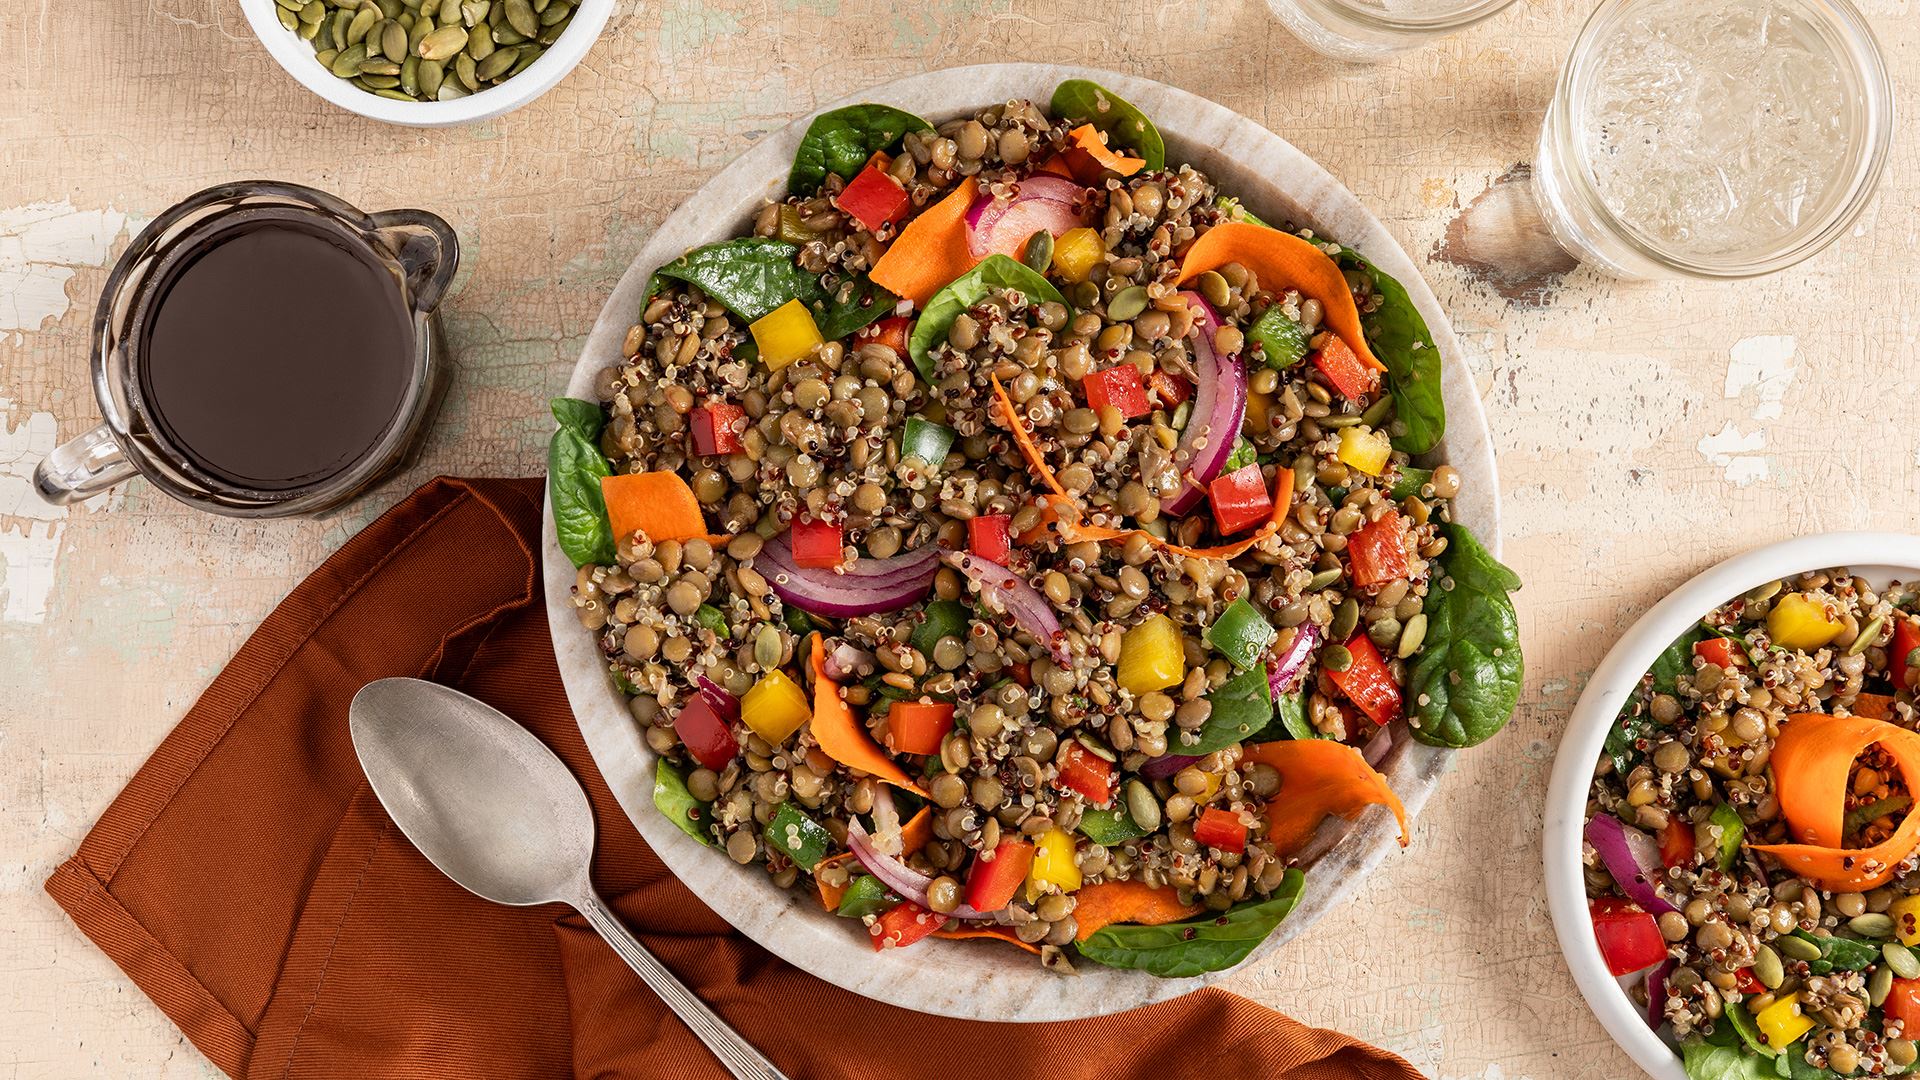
xmin=46 ymin=476 xmax=1423 ymax=1080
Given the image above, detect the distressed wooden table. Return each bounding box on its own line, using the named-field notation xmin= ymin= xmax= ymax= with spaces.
xmin=4 ymin=0 xmax=1915 ymax=1075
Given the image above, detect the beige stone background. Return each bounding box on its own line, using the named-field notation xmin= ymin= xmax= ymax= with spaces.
xmin=3 ymin=0 xmax=1916 ymax=1075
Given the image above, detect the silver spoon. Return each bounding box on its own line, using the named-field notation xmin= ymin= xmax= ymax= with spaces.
xmin=348 ymin=677 xmax=787 ymax=1080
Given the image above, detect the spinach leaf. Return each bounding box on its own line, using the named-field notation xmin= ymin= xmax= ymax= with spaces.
xmin=548 ymin=397 xmax=616 ymax=568
xmin=1790 ymin=930 xmax=1878 ymax=974
xmin=1679 ymin=1039 xmax=1779 ymax=1080
xmin=1331 ymin=247 xmax=1444 ymax=455
xmin=694 ymin=603 xmax=730 ymax=638
xmin=1180 ymin=664 xmax=1275 ymax=754
xmin=1247 ymin=304 xmax=1310 ymax=369
xmin=788 ymin=104 xmax=932 ymax=197
xmin=1079 ymin=805 xmax=1150 ymax=845
xmin=1078 ymin=868 xmax=1304 ymax=977
xmin=907 ymin=254 xmax=1069 ymax=382
xmin=1652 ymin=624 xmax=1713 ymax=694
xmin=648 ymin=237 xmax=894 ymax=341
xmin=1724 ymin=1003 xmax=1776 ymax=1060
xmin=1216 ymin=196 xmax=1269 ymax=227
xmin=1277 ymin=687 xmax=1318 ymax=739
xmin=909 ymin=599 xmax=970 ymax=661
xmin=1607 ymin=623 xmax=1710 ymax=772
xmin=1407 ymin=523 xmax=1523 ymax=748
xmin=653 ymin=758 xmax=715 ymax=847
xmin=1050 ymin=79 xmax=1165 ymax=171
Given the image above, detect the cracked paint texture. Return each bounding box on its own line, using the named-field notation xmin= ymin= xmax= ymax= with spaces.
xmin=4 ymin=0 xmax=1920 ymax=1076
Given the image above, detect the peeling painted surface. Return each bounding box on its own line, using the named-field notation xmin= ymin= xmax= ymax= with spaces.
xmin=3 ymin=0 xmax=1919 ymax=1075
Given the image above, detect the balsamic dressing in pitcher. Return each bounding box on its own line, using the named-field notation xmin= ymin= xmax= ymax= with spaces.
xmin=136 ymin=213 xmax=416 ymax=492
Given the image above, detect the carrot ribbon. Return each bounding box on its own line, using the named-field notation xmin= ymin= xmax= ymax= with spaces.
xmin=1070 ymin=879 xmax=1203 ymax=941
xmin=599 ymin=472 xmax=730 ymax=547
xmin=1240 ymin=740 xmax=1407 ymax=858
xmin=870 ymin=176 xmax=980 ymax=308
xmin=808 ymin=634 xmax=926 ymax=797
xmin=1175 ymin=221 xmax=1386 ymax=373
xmin=1750 ymin=712 xmax=1920 ymax=891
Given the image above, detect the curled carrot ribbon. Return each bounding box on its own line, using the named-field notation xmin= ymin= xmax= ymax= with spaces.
xmin=1749 ymin=712 xmax=1920 ymax=892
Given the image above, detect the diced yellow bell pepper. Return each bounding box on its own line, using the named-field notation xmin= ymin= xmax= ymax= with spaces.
xmin=1118 ymin=614 xmax=1184 ymax=695
xmin=1051 ymin=227 xmax=1105 ymax=284
xmin=1336 ymin=427 xmax=1393 ymax=477
xmin=741 ymin=668 xmax=810 ymax=743
xmin=1892 ymin=895 xmax=1920 ymax=945
xmin=1755 ymin=993 xmax=1816 ymax=1051
xmin=1768 ymin=593 xmax=1843 ymax=652
xmin=749 ymin=299 xmax=823 ymax=371
xmin=1027 ymin=827 xmax=1083 ymax=896
xmin=1245 ymin=385 xmax=1276 ymax=436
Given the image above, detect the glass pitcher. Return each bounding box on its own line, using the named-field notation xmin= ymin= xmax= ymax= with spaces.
xmin=34 ymin=180 xmax=459 ymax=517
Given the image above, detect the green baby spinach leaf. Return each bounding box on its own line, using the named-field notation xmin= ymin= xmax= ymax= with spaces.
xmin=1608 ymin=622 xmax=1711 ymax=773
xmin=908 ymin=254 xmax=1068 ymax=382
xmin=1331 ymin=247 xmax=1444 ymax=456
xmin=1050 ymin=79 xmax=1165 ymax=171
xmin=694 ymin=603 xmax=730 ymax=638
xmin=1407 ymin=523 xmax=1523 ymax=748
xmin=1181 ymin=664 xmax=1275 ymax=754
xmin=1078 ymin=804 xmax=1150 ymax=845
xmin=1078 ymin=868 xmax=1305 ymax=977
xmin=788 ymin=104 xmax=932 ymax=197
xmin=1790 ymin=930 xmax=1878 ymax=974
xmin=1724 ymin=1003 xmax=1776 ymax=1059
xmin=548 ymin=397 xmax=616 ymax=568
xmin=1679 ymin=1039 xmax=1779 ymax=1080
xmin=909 ymin=599 xmax=970 ymax=661
xmin=648 ymin=237 xmax=894 ymax=341
xmin=653 ymin=758 xmax=715 ymax=847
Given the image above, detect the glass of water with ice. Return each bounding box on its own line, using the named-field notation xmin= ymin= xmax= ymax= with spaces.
xmin=1532 ymin=0 xmax=1892 ymax=279
xmin=1265 ymin=0 xmax=1519 ymax=61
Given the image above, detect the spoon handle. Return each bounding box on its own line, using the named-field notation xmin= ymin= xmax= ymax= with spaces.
xmin=577 ymin=891 xmax=790 ymax=1080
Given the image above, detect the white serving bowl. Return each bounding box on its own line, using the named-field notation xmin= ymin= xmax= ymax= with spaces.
xmin=1545 ymin=532 xmax=1920 ymax=1080
xmin=238 ymin=0 xmax=613 ymax=127
xmin=545 ymin=63 xmax=1503 ymax=1021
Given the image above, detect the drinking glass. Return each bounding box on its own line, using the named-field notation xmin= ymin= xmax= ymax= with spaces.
xmin=1265 ymin=0 xmax=1520 ymax=61
xmin=1531 ymin=0 xmax=1892 ymax=279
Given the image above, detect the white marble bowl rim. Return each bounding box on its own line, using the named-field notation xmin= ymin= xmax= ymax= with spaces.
xmin=1544 ymin=532 xmax=1920 ymax=1079
xmin=543 ymin=63 xmax=1502 ymax=1022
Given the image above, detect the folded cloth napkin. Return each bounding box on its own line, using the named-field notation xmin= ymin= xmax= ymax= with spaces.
xmin=47 ymin=477 xmax=1423 ymax=1080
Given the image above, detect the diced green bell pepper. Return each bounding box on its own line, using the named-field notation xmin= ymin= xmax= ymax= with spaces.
xmin=1079 ymin=805 xmax=1149 ymax=845
xmin=694 ymin=603 xmax=729 ymax=637
xmin=1710 ymin=802 xmax=1744 ymax=871
xmin=902 ymin=415 xmax=956 ymax=470
xmin=1206 ymin=598 xmax=1277 ymax=671
xmin=653 ymin=759 xmax=715 ymax=847
xmin=764 ymin=802 xmax=833 ymax=870
xmin=1247 ymin=305 xmax=1310 ymax=370
xmin=835 ymin=874 xmax=897 ymax=919
xmin=1387 ymin=467 xmax=1433 ymax=500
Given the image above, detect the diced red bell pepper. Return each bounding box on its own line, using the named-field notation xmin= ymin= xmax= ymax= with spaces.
xmin=1312 ymin=336 xmax=1380 ymax=401
xmin=1735 ymin=967 xmax=1764 ymax=995
xmin=1692 ymin=636 xmax=1748 ymax=671
xmin=689 ymin=401 xmax=744 ymax=457
xmin=1894 ymin=617 xmax=1920 ymax=692
xmin=1008 ymin=661 xmax=1032 ymax=688
xmin=790 ymin=517 xmax=844 ymax=569
xmin=1193 ymin=807 xmax=1249 ymax=852
xmin=1886 ymin=978 xmax=1920 ymax=1032
xmin=836 ymin=156 xmax=911 ymax=234
xmin=673 ymin=694 xmax=737 ymax=771
xmin=963 ymin=838 xmax=1035 ymax=913
xmin=1208 ymin=463 xmax=1273 ymax=537
xmin=1053 ymin=740 xmax=1115 ymax=804
xmin=1082 ymin=365 xmax=1150 ymax=419
xmin=857 ymin=314 xmax=913 ymax=359
xmin=869 ymin=901 xmax=946 ymax=951
xmin=885 ymin=700 xmax=955 ymax=756
xmin=1146 ymin=369 xmax=1190 ymax=408
xmin=968 ymin=514 xmax=1013 ymax=565
xmin=1590 ymin=896 xmax=1667 ymax=976
xmin=1659 ymin=819 xmax=1696 ymax=869
xmin=1346 ymin=510 xmax=1411 ymax=589
xmin=1325 ymin=633 xmax=1403 ymax=726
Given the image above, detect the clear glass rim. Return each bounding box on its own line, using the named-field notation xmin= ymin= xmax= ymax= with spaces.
xmin=1285 ymin=0 xmax=1520 ymax=34
xmin=1549 ymin=0 xmax=1894 ymax=279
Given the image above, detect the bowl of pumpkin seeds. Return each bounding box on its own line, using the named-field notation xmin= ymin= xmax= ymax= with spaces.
xmin=240 ymin=0 xmax=613 ymax=125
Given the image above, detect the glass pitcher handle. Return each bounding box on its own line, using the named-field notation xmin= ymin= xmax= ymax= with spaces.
xmin=35 ymin=423 xmax=137 ymax=505
xmin=371 ymin=209 xmax=460 ymax=313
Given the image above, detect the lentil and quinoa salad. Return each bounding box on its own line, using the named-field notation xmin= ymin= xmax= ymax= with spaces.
xmin=550 ymin=80 xmax=1523 ymax=977
xmin=1587 ymin=571 xmax=1920 ymax=1076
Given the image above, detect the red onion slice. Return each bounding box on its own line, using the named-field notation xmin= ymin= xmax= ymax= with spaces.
xmin=822 ymin=640 xmax=877 ymax=682
xmin=1267 ymin=622 xmax=1321 ymax=699
xmin=1141 ymin=754 xmax=1200 ymax=780
xmin=694 ymin=674 xmax=739 ymax=721
xmin=1585 ymin=813 xmax=1678 ymax=916
xmin=965 ymin=176 xmax=1089 ymax=259
xmin=757 ymin=532 xmax=938 ymax=618
xmin=938 ymin=550 xmax=1070 ymax=667
xmin=1644 ymin=958 xmax=1674 ymax=1029
xmin=845 ymin=817 xmax=992 ymax=921
xmin=1161 ymin=291 xmax=1248 ymax=517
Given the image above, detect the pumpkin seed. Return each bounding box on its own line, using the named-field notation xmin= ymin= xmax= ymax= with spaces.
xmin=297 ymin=18 xmax=321 ymax=39
xmin=315 ymin=47 xmax=339 ymax=68
xmin=273 ymin=0 xmax=304 ymax=11
xmin=298 ymin=0 xmax=326 ymax=23
xmin=507 ymin=44 xmax=541 ymax=75
xmin=408 ymin=12 xmax=433 ymax=49
xmin=1397 ymin=612 xmax=1428 ymax=659
xmin=467 ymin=30 xmax=494 ymax=59
xmin=379 ymin=19 xmax=408 ymax=61
xmin=474 ymin=45 xmax=516 ymax=80
xmin=1851 ymin=615 xmax=1886 ymax=656
xmin=373 ymin=88 xmax=415 ymax=101
xmin=1887 ymin=942 xmax=1920 ymax=980
xmin=1331 ymin=598 xmax=1360 ymax=642
xmin=535 ymin=17 xmax=565 ymax=43
xmin=330 ymin=43 xmax=368 ymax=77
xmin=1125 ymin=780 xmax=1161 ymax=832
xmin=454 ymin=51 xmax=480 ymax=90
xmin=1321 ymin=644 xmax=1353 ymax=673
xmin=417 ymin=56 xmax=445 ymax=96
xmin=359 ymin=57 xmax=402 ymax=75
xmin=400 ymin=53 xmax=420 ymax=94
xmin=331 ymin=9 xmax=352 ymax=47
xmin=376 ymin=0 xmax=403 ymax=17
xmin=1361 ymin=396 xmax=1395 ymax=428
xmin=356 ymin=73 xmax=401 ymax=89
xmin=417 ymin=24 xmax=468 ymax=58
xmin=1872 ymin=964 xmax=1896 ymax=1007
xmin=503 ymin=0 xmax=537 ymax=35
xmin=538 ymin=0 xmax=570 ymax=25
xmin=439 ymin=0 xmax=461 ymax=21
xmin=1107 ymin=285 xmax=1148 ymax=322
xmin=1754 ymin=944 xmax=1785 ymax=989
xmin=1306 ymin=567 xmax=1342 ymax=591
xmin=1319 ymin=412 xmax=1364 ymax=428
xmin=346 ymin=5 xmax=377 ymax=44
xmin=1852 ymin=913 xmax=1897 ymax=939
xmin=1745 ymin=579 xmax=1783 ymax=604
xmin=492 ymin=24 xmax=527 ymax=44
xmin=461 ymin=0 xmax=489 ymax=25
xmin=276 ymin=5 xmax=300 ymax=29
xmin=1021 ymin=230 xmax=1054 ymax=275
xmin=753 ymin=624 xmax=782 ymax=669
xmin=1778 ymin=935 xmax=1824 ymax=962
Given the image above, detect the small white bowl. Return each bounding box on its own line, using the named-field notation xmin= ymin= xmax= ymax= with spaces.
xmin=238 ymin=0 xmax=613 ymax=127
xmin=1544 ymin=532 xmax=1920 ymax=1080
